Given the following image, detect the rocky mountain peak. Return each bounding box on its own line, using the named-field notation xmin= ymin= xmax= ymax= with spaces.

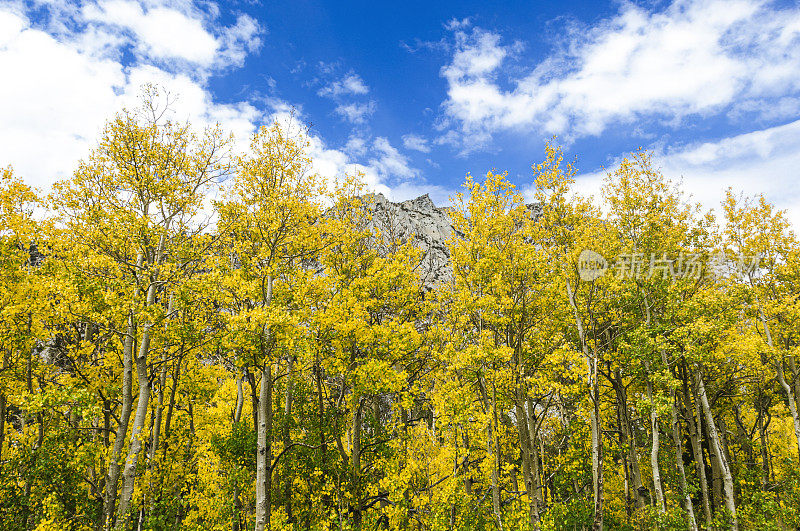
xmin=363 ymin=193 xmax=455 ymax=288
xmin=361 ymin=193 xmax=543 ymax=289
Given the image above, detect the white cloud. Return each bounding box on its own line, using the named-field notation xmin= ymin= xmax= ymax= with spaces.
xmin=345 ymin=136 xmax=369 ymax=157
xmin=316 ymin=71 xmax=376 ymax=125
xmin=216 ymin=13 xmax=262 ymax=68
xmin=371 ymin=137 xmax=416 ymax=180
xmin=0 ymin=9 xmax=127 ymax=187
xmin=0 ymin=1 xmax=440 ymax=206
xmin=334 ymin=101 xmax=376 ymax=124
xmin=402 ymin=133 xmax=431 ymax=153
xmin=526 ymin=120 xmax=800 ymax=230
xmin=83 ymin=0 xmax=218 ymax=64
xmin=284 ymin=130 xmax=448 ymax=203
xmin=79 ymin=0 xmax=261 ymax=70
xmin=276 ymin=116 xmax=444 ymax=203
xmin=318 ymin=72 xmax=370 ymax=98
xmin=439 ymin=0 xmax=800 ymax=148
xmin=444 ymin=17 xmax=471 ymax=31
xmin=0 ymin=3 xmax=265 ymax=189
xmin=658 ymin=119 xmax=800 ymax=230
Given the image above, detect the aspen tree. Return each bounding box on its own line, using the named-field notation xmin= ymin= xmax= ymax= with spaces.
xmin=723 ymin=191 xmax=800 ymax=458
xmin=530 ymin=144 xmax=619 ymax=531
xmin=50 ymin=86 xmax=230 ymax=529
xmin=603 ymin=151 xmax=701 ymax=528
xmin=0 ymin=167 xmax=41 ymax=476
xmin=216 ymin=119 xmax=324 ymax=531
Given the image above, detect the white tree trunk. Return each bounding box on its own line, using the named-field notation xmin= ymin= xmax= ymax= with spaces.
xmin=646 ymin=375 xmax=665 ymax=513
xmin=696 ymin=371 xmax=737 ymax=530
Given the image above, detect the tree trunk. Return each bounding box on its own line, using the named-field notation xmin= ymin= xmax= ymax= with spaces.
xmin=283 ymin=355 xmax=295 ymax=523
xmin=516 ymin=398 xmax=541 ymax=530
xmin=247 ymin=367 xmax=259 ymax=431
xmin=162 ymin=354 xmax=181 ymax=451
xmin=479 ymin=375 xmax=502 ymax=530
xmin=776 ymin=359 xmax=800 ymax=458
xmin=590 ymin=359 xmax=603 ymax=531
xmin=149 ymin=292 xmax=173 ymax=471
xmin=462 ymin=430 xmax=473 ymax=495
xmin=788 ymin=355 xmax=800 ymax=421
xmin=116 ymin=321 xmax=155 ymax=525
xmin=103 ymin=307 xmax=137 ymax=530
xmin=757 ymin=399 xmax=772 ymax=491
xmin=565 ymin=278 xmax=602 ymax=530
xmin=0 ymin=349 xmax=7 ymax=471
xmin=613 ymin=370 xmax=646 ymax=511
xmin=646 ymin=373 xmax=665 ymax=514
xmin=754 ymin=302 xmax=800 ymax=458
xmin=0 ymin=391 xmax=5 ymax=470
xmin=696 ymin=371 xmax=737 ymax=530
xmin=255 ymin=273 xmax=274 ymax=531
xmin=115 ymin=233 xmax=167 ymax=528
xmin=352 ymin=398 xmax=364 ymax=530
xmin=526 ymin=397 xmax=544 ymax=506
xmin=682 ymin=368 xmax=712 ymax=527
xmin=233 ymin=366 xmax=244 ymax=531
xmin=255 ymin=362 xmax=273 ymax=531
xmin=662 ymin=354 xmax=697 ymax=530
xmin=235 ymin=366 xmax=244 ymax=425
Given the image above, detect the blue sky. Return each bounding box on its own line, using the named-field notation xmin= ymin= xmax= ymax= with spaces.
xmin=2 ymin=0 xmax=800 ymax=226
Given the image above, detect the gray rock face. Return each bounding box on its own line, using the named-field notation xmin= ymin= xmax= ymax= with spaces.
xmin=359 ymin=193 xmax=541 ymax=290
xmin=361 ymin=193 xmax=456 ymax=288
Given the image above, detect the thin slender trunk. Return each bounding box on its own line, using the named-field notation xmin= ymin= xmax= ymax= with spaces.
xmin=314 ymin=355 xmax=327 ymax=456
xmin=148 ymin=293 xmax=175 ymax=470
xmin=116 ymin=322 xmax=154 ymax=524
xmin=696 ymin=371 xmax=737 ymax=530
xmin=233 ymin=366 xmax=244 ymax=531
xmin=525 ymin=397 xmax=544 ymax=506
xmin=539 ymin=436 xmax=548 ymax=506
xmin=516 ymin=397 xmax=540 ymax=530
xmin=615 ymin=386 xmax=632 ymax=518
xmin=0 ymin=392 xmax=5 ymax=470
xmin=662 ymin=354 xmax=696 ymax=530
xmin=718 ymin=416 xmax=734 ymax=488
xmin=247 ymin=367 xmax=259 ymax=431
xmin=613 ymin=371 xmax=646 ymax=510
xmin=150 ymin=367 xmax=165 ymax=465
xmin=565 ymin=278 xmax=602 ymax=530
xmin=646 ymin=373 xmax=665 ymax=513
xmin=103 ymin=306 xmax=137 ymax=529
xmin=478 ymin=374 xmax=502 ymax=530
xmin=163 ymin=354 xmax=181 ymax=448
xmin=255 ymin=362 xmax=273 ymax=531
xmin=255 ymin=273 xmax=274 ymax=531
xmin=732 ymin=405 xmax=754 ymax=468
xmin=235 ymin=366 xmax=244 ymax=424
xmin=283 ymin=356 xmax=295 ymax=523
xmin=143 ymin=296 xmax=173 ymax=521
xmin=757 ymin=399 xmax=772 ymax=491
xmin=117 ymin=270 xmax=161 ymax=525
xmin=753 ymin=296 xmax=800 ymax=458
xmin=149 ymin=293 xmax=174 ymax=470
xmin=352 ymin=398 xmax=364 ymax=530
xmin=590 ymin=359 xmax=603 ymax=531
xmin=0 ymin=349 xmax=7 ymax=470
xmin=789 ymin=355 xmax=800 ymax=420
xmin=775 ymin=360 xmax=800 ymax=457
xmin=683 ymin=368 xmax=712 ymax=527
xmin=462 ymin=430 xmax=473 ymax=495
xmin=491 ymin=379 xmax=503 ymax=531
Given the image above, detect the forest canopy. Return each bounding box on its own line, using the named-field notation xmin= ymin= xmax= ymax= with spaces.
xmin=1 ymin=89 xmax=799 ymax=531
